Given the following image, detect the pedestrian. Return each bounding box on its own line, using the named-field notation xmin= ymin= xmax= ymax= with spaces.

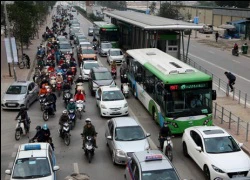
xmin=224 ymin=71 xmax=236 ymax=92
xmin=215 ymin=31 xmax=219 ymax=42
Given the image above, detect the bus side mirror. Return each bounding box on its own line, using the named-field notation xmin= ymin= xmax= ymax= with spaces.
xmin=212 ymin=90 xmax=217 ymax=100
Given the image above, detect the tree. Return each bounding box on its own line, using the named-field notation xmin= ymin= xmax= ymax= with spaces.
xmin=158 ymin=2 xmax=180 ymax=19
xmin=149 ymin=2 xmax=156 ymax=15
xmin=97 ymin=1 xmax=127 ymax=10
xmin=215 ymin=1 xmax=250 ymax=8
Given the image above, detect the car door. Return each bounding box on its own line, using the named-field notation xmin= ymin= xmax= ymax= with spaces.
xmin=27 ymin=83 xmax=35 ymax=102
xmin=189 ymin=130 xmax=204 ymax=168
xmin=96 ymin=88 xmax=101 ymax=107
xmin=88 ymin=70 xmax=93 ymax=89
xmin=107 ymin=120 xmax=115 ymax=151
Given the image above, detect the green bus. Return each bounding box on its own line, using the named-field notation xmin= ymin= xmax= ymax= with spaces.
xmin=93 ymin=21 xmax=119 ymax=48
xmin=126 ymin=48 xmax=217 ymax=134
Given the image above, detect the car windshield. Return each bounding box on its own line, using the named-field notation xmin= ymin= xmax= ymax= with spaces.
xmin=142 ymin=169 xmax=180 ymax=180
xmin=12 ymin=157 xmax=51 ymax=178
xmin=84 ymin=63 xmax=99 ymax=69
xmin=115 ymin=126 xmax=145 ymax=141
xmin=79 ymin=39 xmax=89 ymax=43
xmin=94 ymin=71 xmax=112 ymax=80
xmin=60 ymin=44 xmax=71 ymax=49
xmin=110 ymin=50 xmax=123 ymax=56
xmin=6 ymin=85 xmax=27 ymax=94
xmin=89 ymin=27 xmax=93 ymax=31
xmin=82 ymin=48 xmax=95 ymax=54
xmin=204 ymin=136 xmax=241 ymax=153
xmin=102 ymin=90 xmax=124 ymax=101
xmin=101 ymin=43 xmax=112 ymax=49
xmin=78 ymin=36 xmax=87 ymax=40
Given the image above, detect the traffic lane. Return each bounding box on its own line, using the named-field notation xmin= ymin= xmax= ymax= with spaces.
xmin=183 ymin=39 xmax=250 ymax=80
xmin=96 ymin=55 xmax=205 ymax=179
xmin=186 ymin=52 xmax=250 ymax=96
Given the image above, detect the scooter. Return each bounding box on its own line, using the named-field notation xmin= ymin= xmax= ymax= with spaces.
xmin=39 ymin=94 xmax=47 ymax=111
xmin=76 ymin=100 xmax=85 ymax=120
xmin=15 ymin=118 xmax=30 ymax=141
xmin=50 ymin=76 xmax=57 ymax=92
xmin=232 ymin=48 xmax=239 ymax=56
xmin=43 ymin=102 xmax=55 ymax=121
xmin=160 ymin=136 xmax=174 ymax=162
xmin=111 ymin=68 xmax=117 ymax=79
xmin=68 ymin=109 xmax=76 ymax=130
xmin=120 ymin=73 xmax=128 ymax=84
xmin=122 ymin=83 xmax=129 ymax=98
xmin=81 ymin=135 xmax=96 ymax=163
xmin=58 ymin=121 xmax=71 ymax=146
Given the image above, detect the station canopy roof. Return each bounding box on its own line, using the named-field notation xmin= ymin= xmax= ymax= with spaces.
xmin=104 ymin=10 xmax=203 ymax=30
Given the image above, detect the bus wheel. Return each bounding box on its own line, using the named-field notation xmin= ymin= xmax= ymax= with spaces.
xmin=133 ymin=87 xmax=138 ymax=99
xmin=152 ymin=107 xmax=157 ymax=122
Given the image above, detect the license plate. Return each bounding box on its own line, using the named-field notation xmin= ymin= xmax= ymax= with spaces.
xmin=8 ymin=104 xmax=16 ymax=106
xmin=232 ymin=174 xmax=244 ymax=178
xmin=112 ymin=112 xmax=120 ymax=115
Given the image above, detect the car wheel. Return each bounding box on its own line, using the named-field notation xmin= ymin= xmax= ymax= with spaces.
xmin=183 ymin=142 xmax=189 ymax=157
xmin=203 ymin=165 xmax=210 ymax=180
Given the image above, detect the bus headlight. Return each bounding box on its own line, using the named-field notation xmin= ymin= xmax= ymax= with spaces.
xmin=172 ymin=122 xmax=178 ymax=128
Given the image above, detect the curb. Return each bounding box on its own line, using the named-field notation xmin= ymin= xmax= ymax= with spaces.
xmin=242 ymin=146 xmax=250 ymax=156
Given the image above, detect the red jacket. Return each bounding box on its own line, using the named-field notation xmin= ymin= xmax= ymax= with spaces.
xmin=74 ymin=93 xmax=85 ymax=101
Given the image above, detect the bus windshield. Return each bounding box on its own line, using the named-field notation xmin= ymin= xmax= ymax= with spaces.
xmin=166 ymin=88 xmax=212 ymax=118
xmin=100 ymin=30 xmax=119 ymax=41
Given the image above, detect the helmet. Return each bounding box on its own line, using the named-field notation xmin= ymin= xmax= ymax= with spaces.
xmin=20 ymin=106 xmax=26 ymax=111
xmin=36 ymin=125 xmax=41 ymax=130
xmin=70 ymin=98 xmax=74 ymax=103
xmin=62 ymin=110 xmax=67 ymax=114
xmin=43 ymin=124 xmax=48 ymax=130
xmin=85 ymin=118 xmax=91 ymax=123
xmin=58 ymin=65 xmax=61 ymax=68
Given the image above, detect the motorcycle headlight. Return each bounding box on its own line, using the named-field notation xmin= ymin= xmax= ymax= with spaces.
xmin=212 ymin=165 xmax=225 ymax=173
xmin=124 ymin=103 xmax=128 ymax=108
xmin=100 ymin=104 xmax=107 ymax=109
xmin=115 ymin=149 xmax=126 ymax=157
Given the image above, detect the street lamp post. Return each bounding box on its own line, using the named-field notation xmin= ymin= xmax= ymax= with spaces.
xmin=4 ymin=1 xmax=17 ymax=81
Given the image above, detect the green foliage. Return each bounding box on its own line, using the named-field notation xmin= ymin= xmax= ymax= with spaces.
xmin=158 ymin=2 xmax=179 ymax=19
xmin=215 ymin=1 xmax=250 ymax=8
xmin=149 ymin=2 xmax=156 ymax=15
xmin=97 ymin=1 xmax=127 ymax=10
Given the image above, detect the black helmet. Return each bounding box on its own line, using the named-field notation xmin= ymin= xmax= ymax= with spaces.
xmin=35 ymin=126 xmax=41 ymax=130
xmin=20 ymin=107 xmax=26 ymax=111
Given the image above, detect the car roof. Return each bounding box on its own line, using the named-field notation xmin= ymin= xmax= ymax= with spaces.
xmin=110 ymin=48 xmax=122 ymax=51
xmin=100 ymin=85 xmax=120 ymax=91
xmin=80 ymin=42 xmax=91 ymax=45
xmin=84 ymin=60 xmax=99 ymax=64
xmin=92 ymin=66 xmax=109 ymax=72
xmin=191 ymin=126 xmax=230 ymax=138
xmin=12 ymin=80 xmax=32 ymax=86
xmin=112 ymin=117 xmax=139 ymax=127
xmin=133 ymin=150 xmax=175 ymax=171
xmin=17 ymin=143 xmax=49 ymax=159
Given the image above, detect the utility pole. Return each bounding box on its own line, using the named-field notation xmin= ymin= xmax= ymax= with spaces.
xmin=4 ymin=1 xmax=17 ymax=80
xmin=195 ymin=6 xmax=198 ymax=38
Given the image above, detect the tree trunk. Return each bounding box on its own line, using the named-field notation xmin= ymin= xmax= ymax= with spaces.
xmin=21 ymin=40 xmax=24 ymax=60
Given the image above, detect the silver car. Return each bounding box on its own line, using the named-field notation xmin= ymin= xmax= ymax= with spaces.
xmin=1 ymin=81 xmax=39 ymax=110
xmin=99 ymin=42 xmax=112 ymax=57
xmin=105 ymin=117 xmax=151 ymax=165
xmin=59 ymin=41 xmax=73 ymax=54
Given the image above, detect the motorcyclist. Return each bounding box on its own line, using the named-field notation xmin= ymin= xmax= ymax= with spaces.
xmin=31 ymin=126 xmax=43 ymax=142
xmin=159 ymin=122 xmax=172 ymax=150
xmin=33 ymin=67 xmax=41 ymax=83
xmin=67 ymin=98 xmax=76 ymax=112
xmin=56 ymin=65 xmax=64 ymax=74
xmin=82 ymin=118 xmax=98 ymax=149
xmin=40 ymin=77 xmax=49 ymax=88
xmin=59 ymin=110 xmax=70 ymax=135
xmin=39 ymin=84 xmax=48 ymax=95
xmin=62 ymin=81 xmax=72 ymax=100
xmin=45 ymin=89 xmax=57 ymax=113
xmin=70 ymin=53 xmax=76 ymax=62
xmin=40 ymin=124 xmax=55 ymax=150
xmin=61 ymin=62 xmax=69 ymax=70
xmin=233 ymin=43 xmax=239 ymax=51
xmin=15 ymin=107 xmax=30 ymax=133
xmin=74 ymin=90 xmax=86 ymax=112
xmin=56 ymin=73 xmax=63 ymax=83
xmin=111 ymin=61 xmax=117 ymax=71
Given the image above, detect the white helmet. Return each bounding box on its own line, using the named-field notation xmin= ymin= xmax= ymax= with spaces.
xmin=85 ymin=118 xmax=91 ymax=123
xmin=62 ymin=110 xmax=67 ymax=114
xmin=70 ymin=98 xmax=74 ymax=103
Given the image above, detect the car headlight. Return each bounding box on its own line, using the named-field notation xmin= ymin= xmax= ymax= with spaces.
xmin=115 ymin=149 xmax=126 ymax=157
xmin=212 ymin=165 xmax=225 ymax=173
xmin=124 ymin=103 xmax=128 ymax=108
xmin=100 ymin=104 xmax=107 ymax=109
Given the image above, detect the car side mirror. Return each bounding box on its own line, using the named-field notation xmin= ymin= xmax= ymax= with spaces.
xmin=238 ymin=143 xmax=243 ymax=147
xmin=106 ymin=135 xmax=112 ymax=140
xmin=146 ymin=133 xmax=151 ymax=137
xmin=53 ymin=165 xmax=60 ymax=171
xmin=195 ymin=146 xmax=202 ymax=152
xmin=212 ymin=90 xmax=217 ymax=100
xmin=5 ymin=169 xmax=11 ymax=175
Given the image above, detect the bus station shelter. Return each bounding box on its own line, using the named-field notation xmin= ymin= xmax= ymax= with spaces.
xmin=103 ymin=10 xmax=203 ymax=60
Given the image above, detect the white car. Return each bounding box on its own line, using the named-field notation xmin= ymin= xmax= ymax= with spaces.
xmin=96 ymin=85 xmax=129 ymax=117
xmin=107 ymin=48 xmax=125 ymax=65
xmin=5 ymin=143 xmax=60 ymax=179
xmin=182 ymin=126 xmax=250 ymax=180
xmin=80 ymin=60 xmax=100 ymax=80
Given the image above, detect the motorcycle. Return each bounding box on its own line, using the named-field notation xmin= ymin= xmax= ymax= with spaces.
xmin=59 ymin=121 xmax=71 ymax=146
xmin=15 ymin=118 xmax=30 ymax=141
xmin=232 ymin=48 xmax=239 ymax=56
xmin=160 ymin=136 xmax=173 ymax=162
xmin=122 ymin=83 xmax=129 ymax=98
xmin=81 ymin=135 xmax=96 ymax=163
xmin=120 ymin=73 xmax=128 ymax=84
xmin=56 ymin=81 xmax=62 ymax=97
xmin=43 ymin=102 xmax=55 ymax=121
xmin=76 ymin=100 xmax=85 ymax=120
xmin=93 ymin=42 xmax=97 ymax=50
xmin=39 ymin=94 xmax=47 ymax=111
xmin=111 ymin=68 xmax=117 ymax=79
xmin=75 ymin=82 xmax=85 ymax=94
xmin=63 ymin=90 xmax=72 ymax=108
xmin=67 ymin=75 xmax=73 ymax=85
xmin=50 ymin=76 xmax=57 ymax=92
xmin=68 ymin=109 xmax=76 ymax=130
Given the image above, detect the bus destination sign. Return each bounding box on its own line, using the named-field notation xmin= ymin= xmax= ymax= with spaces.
xmin=169 ymin=83 xmax=208 ymax=91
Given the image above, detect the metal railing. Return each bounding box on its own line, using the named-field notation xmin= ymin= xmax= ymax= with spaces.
xmin=180 ymin=54 xmax=250 ymax=108
xmin=214 ymin=102 xmax=249 ymax=142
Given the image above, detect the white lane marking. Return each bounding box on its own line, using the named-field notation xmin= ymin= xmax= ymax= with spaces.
xmin=73 ymin=163 xmax=79 ymax=174
xmin=208 ymin=51 xmax=214 ymax=54
xmin=187 ymin=53 xmax=250 ymax=83
xmin=232 ymin=60 xmax=240 ymax=63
